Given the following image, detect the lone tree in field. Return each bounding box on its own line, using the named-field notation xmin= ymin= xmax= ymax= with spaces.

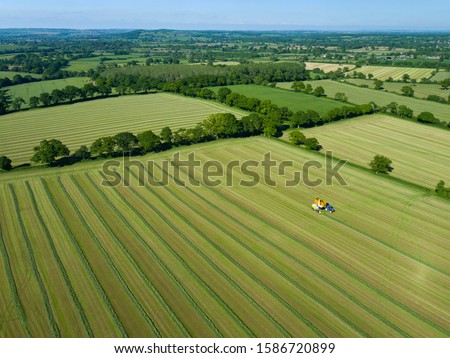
xmin=374 ymin=80 xmax=384 ymax=90
xmin=369 ymin=155 xmax=393 ymax=174
xmin=401 ymin=86 xmax=414 ymax=97
xmin=288 ymin=130 xmax=306 ymax=145
xmin=435 ymin=180 xmax=449 ymax=198
xmin=304 ymin=137 xmax=322 ymax=151
xmin=417 ymin=111 xmax=439 ymax=124
xmin=291 ymin=81 xmax=306 ymax=92
xmin=313 ymin=86 xmax=325 ymax=97
xmin=334 ymin=92 xmax=347 ymax=102
xmin=0 ymin=155 xmax=12 ymax=170
xmin=31 ymin=139 xmax=70 ymax=164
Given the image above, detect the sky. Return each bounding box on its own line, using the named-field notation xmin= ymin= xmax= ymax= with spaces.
xmin=1 ymin=0 xmax=449 ymax=31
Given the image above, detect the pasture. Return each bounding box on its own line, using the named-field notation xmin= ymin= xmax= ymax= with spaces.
xmin=343 ymin=79 xmax=449 ymax=100
xmin=348 ymin=66 xmax=434 ymax=81
xmin=284 ymin=114 xmax=450 ymax=188
xmin=0 ymin=137 xmax=448 ymax=337
xmin=277 ymin=80 xmax=450 ymax=123
xmin=0 ymin=93 xmax=247 ymax=165
xmin=431 ymin=71 xmax=450 ymax=82
xmin=0 ymin=71 xmax=42 ymax=79
xmin=6 ymin=78 xmax=91 ymax=103
xmin=211 ymin=85 xmax=344 ymax=115
xmin=305 ymin=62 xmax=355 ymax=73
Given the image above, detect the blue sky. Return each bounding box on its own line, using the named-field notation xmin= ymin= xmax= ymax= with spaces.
xmin=1 ymin=0 xmax=449 ymax=30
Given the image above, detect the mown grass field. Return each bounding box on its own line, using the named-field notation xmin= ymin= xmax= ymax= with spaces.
xmin=277 ymin=80 xmax=450 ymax=123
xmin=211 ymin=85 xmax=344 ymax=115
xmin=6 ymin=77 xmax=91 ymax=103
xmin=431 ymin=70 xmax=450 ymax=82
xmin=343 ymin=79 xmax=449 ymax=100
xmin=0 ymin=93 xmax=247 ymax=165
xmin=0 ymin=137 xmax=448 ymax=337
xmin=283 ymin=114 xmax=450 ymax=188
xmin=305 ymin=62 xmax=355 ymax=73
xmin=348 ymin=66 xmax=434 ymax=81
xmin=0 ymin=71 xmax=43 ymax=79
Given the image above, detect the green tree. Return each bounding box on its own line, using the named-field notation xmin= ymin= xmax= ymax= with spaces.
xmin=203 ymin=113 xmax=241 ymax=138
xmin=39 ymin=92 xmax=52 ymax=107
xmin=291 ymin=81 xmax=305 ymax=92
xmin=137 ymin=130 xmax=161 ymax=152
xmin=90 ymin=136 xmax=116 ymax=157
xmin=417 ymin=112 xmax=439 ymax=124
xmin=304 ymin=84 xmax=313 ymax=94
xmin=374 ymin=80 xmax=384 ymax=90
xmin=31 ymin=139 xmax=70 ymax=164
xmin=402 ymin=74 xmax=411 ymax=83
xmin=313 ymin=86 xmax=325 ymax=97
xmin=29 ymin=96 xmax=40 ymax=108
xmin=63 ymin=86 xmax=80 ymax=102
xmin=0 ymin=155 xmax=12 ymax=170
xmin=217 ymin=87 xmax=232 ymax=102
xmin=401 ymin=86 xmax=414 ymax=97
xmin=369 ymin=155 xmax=393 ymax=174
xmin=11 ymin=97 xmax=26 ymax=111
xmin=51 ymin=89 xmax=66 ymax=104
xmin=397 ymin=105 xmax=414 ymax=118
xmin=288 ymin=131 xmax=306 ymax=145
xmin=82 ymin=83 xmax=98 ymax=98
xmin=304 ymin=137 xmax=321 ymax=151
xmin=114 ymin=132 xmax=138 ymax=152
xmin=160 ymin=127 xmax=173 ymax=143
xmin=334 ymin=92 xmax=347 ymax=102
xmin=73 ymin=145 xmax=91 ymax=160
xmin=0 ymin=89 xmax=12 ymax=114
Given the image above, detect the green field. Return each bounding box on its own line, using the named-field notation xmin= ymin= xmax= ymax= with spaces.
xmin=277 ymin=80 xmax=450 ymax=123
xmin=211 ymin=85 xmax=345 ymax=115
xmin=283 ymin=114 xmax=450 ymax=188
xmin=431 ymin=71 xmax=450 ymax=82
xmin=0 ymin=71 xmax=43 ymax=79
xmin=0 ymin=93 xmax=247 ymax=165
xmin=0 ymin=137 xmax=448 ymax=337
xmin=344 ymin=79 xmax=450 ymax=100
xmin=305 ymin=62 xmax=356 ymax=73
xmin=348 ymin=66 xmax=434 ymax=81
xmin=66 ymin=55 xmax=146 ymax=71
xmin=6 ymin=78 xmax=90 ymax=103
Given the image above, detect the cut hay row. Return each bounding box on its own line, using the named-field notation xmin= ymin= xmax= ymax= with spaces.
xmin=349 ymin=66 xmax=434 ymax=81
xmin=0 ymin=93 xmax=247 ymax=165
xmin=135 ymin=166 xmax=363 ymax=337
xmin=24 ymin=181 xmax=93 ymax=337
xmin=289 ymin=114 xmax=450 ymax=188
xmin=149 ymin=162 xmax=407 ymax=337
xmin=122 ymin=169 xmax=300 ymax=337
xmin=59 ymin=176 xmax=161 ymax=337
xmin=79 ymin=174 xmax=191 ymax=337
xmin=277 ymin=80 xmax=450 ymax=124
xmin=40 ymin=179 xmax=127 ymax=337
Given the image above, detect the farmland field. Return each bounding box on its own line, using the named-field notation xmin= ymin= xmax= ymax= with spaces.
xmin=0 ymin=71 xmax=43 ymax=79
xmin=0 ymin=137 xmax=448 ymax=337
xmin=211 ymin=85 xmax=344 ymax=115
xmin=6 ymin=78 xmax=91 ymax=103
xmin=277 ymin=80 xmax=450 ymax=123
xmin=431 ymin=71 xmax=450 ymax=82
xmin=66 ymin=55 xmax=146 ymax=71
xmin=347 ymin=66 xmax=434 ymax=81
xmin=283 ymin=114 xmax=450 ymax=188
xmin=305 ymin=62 xmax=356 ymax=73
xmin=0 ymin=93 xmax=247 ymax=165
xmin=343 ymin=79 xmax=450 ymax=100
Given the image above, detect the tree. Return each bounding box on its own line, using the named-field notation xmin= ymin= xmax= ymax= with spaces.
xmin=137 ymin=130 xmax=161 ymax=152
xmin=374 ymin=80 xmax=384 ymax=90
xmin=0 ymin=89 xmax=12 ymax=114
xmin=334 ymin=92 xmax=347 ymax=102
xmin=0 ymin=155 xmax=12 ymax=170
xmin=313 ymin=86 xmax=325 ymax=97
xmin=291 ymin=81 xmax=305 ymax=92
xmin=304 ymin=137 xmax=321 ymax=151
xmin=217 ymin=87 xmax=232 ymax=102
xmin=369 ymin=155 xmax=393 ymax=174
xmin=402 ymin=74 xmax=411 ymax=83
xmin=11 ymin=97 xmax=26 ymax=111
xmin=417 ymin=112 xmax=439 ymax=124
xmin=160 ymin=127 xmax=173 ymax=143
xmin=114 ymin=132 xmax=138 ymax=152
xmin=397 ymin=105 xmax=414 ymax=118
xmin=82 ymin=83 xmax=98 ymax=98
xmin=74 ymin=145 xmax=91 ymax=160
xmin=90 ymin=136 xmax=116 ymax=157
xmin=434 ymin=180 xmax=449 ymax=198
xmin=241 ymin=113 xmax=263 ymax=135
xmin=31 ymin=139 xmax=70 ymax=164
xmin=29 ymin=96 xmax=40 ymax=108
xmin=440 ymin=78 xmax=450 ymax=90
xmin=203 ymin=113 xmax=241 ymax=138
xmin=288 ymin=131 xmax=306 ymax=145
xmin=304 ymin=84 xmax=313 ymax=94
xmin=63 ymin=86 xmax=80 ymax=102
xmin=401 ymin=86 xmax=414 ymax=97
xmin=39 ymin=92 xmax=52 ymax=107
xmin=51 ymin=89 xmax=66 ymax=104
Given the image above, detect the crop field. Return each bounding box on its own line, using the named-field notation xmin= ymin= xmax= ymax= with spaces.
xmin=212 ymin=85 xmax=344 ymax=115
xmin=0 ymin=71 xmax=43 ymax=79
xmin=431 ymin=71 xmax=450 ymax=82
xmin=277 ymin=80 xmax=450 ymax=123
xmin=305 ymin=62 xmax=356 ymax=73
xmin=0 ymin=137 xmax=448 ymax=337
xmin=0 ymin=93 xmax=247 ymax=166
xmin=284 ymin=114 xmax=450 ymax=188
xmin=66 ymin=55 xmax=146 ymax=71
xmin=343 ymin=79 xmax=450 ymax=100
xmin=6 ymin=78 xmax=91 ymax=103
xmin=347 ymin=66 xmax=434 ymax=81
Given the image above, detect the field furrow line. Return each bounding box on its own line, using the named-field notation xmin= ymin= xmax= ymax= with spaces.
xmin=79 ymin=174 xmax=191 ymax=337
xmin=8 ymin=184 xmax=61 ymax=338
xmin=151 ymin=163 xmax=409 ymax=337
xmin=40 ymin=178 xmax=128 ymax=338
xmin=24 ymin=181 xmax=94 ymax=337
xmin=0 ymin=222 xmax=31 ymax=337
xmin=90 ymin=172 xmax=226 ymax=338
